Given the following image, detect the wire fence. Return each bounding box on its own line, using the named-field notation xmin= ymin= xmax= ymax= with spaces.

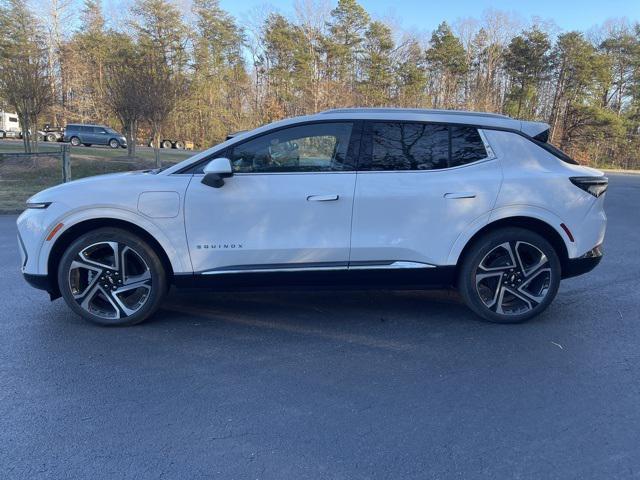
xmin=0 ymin=144 xmax=163 ymax=212
xmin=0 ymin=144 xmax=71 ymax=183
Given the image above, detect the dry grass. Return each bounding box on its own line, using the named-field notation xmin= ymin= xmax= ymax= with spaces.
xmin=0 ymin=143 xmax=196 ymax=212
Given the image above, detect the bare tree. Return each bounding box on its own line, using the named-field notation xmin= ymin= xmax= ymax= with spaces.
xmin=141 ymin=56 xmax=187 ymax=167
xmin=0 ymin=0 xmax=53 ymax=153
xmin=104 ymin=38 xmax=147 ymax=157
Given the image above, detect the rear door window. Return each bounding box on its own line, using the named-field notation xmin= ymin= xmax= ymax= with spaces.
xmin=367 ymin=122 xmax=448 ymax=171
xmin=450 ymin=126 xmax=488 ymax=167
xmin=360 ymin=122 xmax=489 ymax=171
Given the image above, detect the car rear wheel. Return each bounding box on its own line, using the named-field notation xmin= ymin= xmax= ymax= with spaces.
xmin=46 ymin=133 xmax=57 ymax=142
xmin=458 ymin=227 xmax=561 ymax=323
xmin=109 ymin=139 xmax=120 ymax=149
xmin=57 ymin=228 xmax=168 ymax=326
xmin=162 ymin=140 xmax=172 ymax=149
xmin=70 ymin=136 xmax=80 ymax=146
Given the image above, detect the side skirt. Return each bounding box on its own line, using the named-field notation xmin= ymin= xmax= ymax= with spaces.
xmin=172 ymin=266 xmax=457 ymax=292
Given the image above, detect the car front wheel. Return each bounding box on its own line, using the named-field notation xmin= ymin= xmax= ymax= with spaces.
xmin=57 ymin=228 xmax=168 ymax=326
xmin=109 ymin=139 xmax=120 ymax=149
xmin=458 ymin=227 xmax=561 ymax=323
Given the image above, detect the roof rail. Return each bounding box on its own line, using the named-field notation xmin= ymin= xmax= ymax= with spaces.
xmin=319 ymin=107 xmax=510 ymax=119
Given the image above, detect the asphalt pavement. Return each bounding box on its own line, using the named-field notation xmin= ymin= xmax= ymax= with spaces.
xmin=1 ymin=174 xmax=639 ymax=479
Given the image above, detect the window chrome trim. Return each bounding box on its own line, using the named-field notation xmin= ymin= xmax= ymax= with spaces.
xmin=191 ymin=171 xmax=356 ymax=177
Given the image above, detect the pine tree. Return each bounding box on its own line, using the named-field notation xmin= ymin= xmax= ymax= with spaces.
xmin=189 ymin=0 xmax=248 ymax=145
xmin=359 ymin=21 xmax=394 ymax=106
xmin=395 ymin=39 xmax=427 ymax=107
xmin=503 ymin=27 xmax=552 ymax=118
xmin=325 ymin=0 xmax=370 ymax=104
xmin=131 ymin=0 xmax=188 ymax=166
xmin=425 ymin=22 xmax=468 ymax=108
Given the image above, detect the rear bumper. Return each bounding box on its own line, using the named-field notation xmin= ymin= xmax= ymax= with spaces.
xmin=562 ymin=245 xmax=603 ymax=279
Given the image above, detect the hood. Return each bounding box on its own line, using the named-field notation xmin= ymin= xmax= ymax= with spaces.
xmin=27 ymin=170 xmax=148 ymax=204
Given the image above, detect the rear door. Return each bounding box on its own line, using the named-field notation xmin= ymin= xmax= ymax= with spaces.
xmin=184 ymin=121 xmax=360 ymax=274
xmin=79 ymin=125 xmax=92 ymax=143
xmin=350 ymin=121 xmax=502 ymax=268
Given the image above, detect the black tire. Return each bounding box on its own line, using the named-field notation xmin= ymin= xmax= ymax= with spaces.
xmin=174 ymin=141 xmax=185 ymax=150
xmin=161 ymin=140 xmax=172 ymax=149
xmin=109 ymin=138 xmax=120 ymax=149
xmin=57 ymin=227 xmax=168 ymax=326
xmin=46 ymin=133 xmax=56 ymax=142
xmin=70 ymin=136 xmax=81 ymax=146
xmin=458 ymin=227 xmax=561 ymax=324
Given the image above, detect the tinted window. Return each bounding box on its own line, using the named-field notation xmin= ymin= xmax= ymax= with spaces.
xmin=94 ymin=127 xmax=107 ymax=134
xmin=229 ymin=122 xmax=353 ymax=173
xmin=8 ymin=116 xmax=18 ymax=123
xmin=368 ymin=122 xmax=448 ymax=171
xmin=363 ymin=122 xmax=488 ymax=171
xmin=450 ymin=126 xmax=487 ymax=166
xmin=79 ymin=126 xmax=91 ymax=133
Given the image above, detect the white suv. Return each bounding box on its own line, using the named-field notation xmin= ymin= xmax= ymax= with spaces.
xmin=17 ymin=108 xmax=607 ymax=325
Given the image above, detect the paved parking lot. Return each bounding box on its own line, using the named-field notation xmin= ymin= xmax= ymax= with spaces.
xmin=1 ymin=174 xmax=639 ymax=479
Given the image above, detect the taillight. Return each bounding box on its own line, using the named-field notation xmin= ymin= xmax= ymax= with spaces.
xmin=569 ymin=176 xmax=608 ymax=198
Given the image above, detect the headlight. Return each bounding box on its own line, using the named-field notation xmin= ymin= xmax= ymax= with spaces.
xmin=26 ymin=202 xmax=51 ymax=209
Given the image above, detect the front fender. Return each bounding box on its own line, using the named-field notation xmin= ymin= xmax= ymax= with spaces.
xmin=36 ymin=206 xmax=191 ymax=275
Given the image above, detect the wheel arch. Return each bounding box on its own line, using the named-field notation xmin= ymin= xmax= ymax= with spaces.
xmin=46 ymin=218 xmax=175 ymax=299
xmin=454 ymin=216 xmax=570 ymax=277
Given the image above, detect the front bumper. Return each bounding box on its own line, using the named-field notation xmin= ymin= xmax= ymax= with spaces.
xmin=23 ymin=273 xmax=60 ymax=300
xmin=562 ymin=244 xmax=603 ymax=279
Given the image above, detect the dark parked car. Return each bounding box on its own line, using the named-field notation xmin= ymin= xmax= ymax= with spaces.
xmin=63 ymin=124 xmax=127 ymax=149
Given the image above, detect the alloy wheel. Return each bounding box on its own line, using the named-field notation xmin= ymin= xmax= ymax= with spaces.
xmin=474 ymin=241 xmax=552 ymax=316
xmin=68 ymin=241 xmax=152 ymax=320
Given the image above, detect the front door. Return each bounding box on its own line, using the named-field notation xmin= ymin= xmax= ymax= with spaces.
xmin=184 ymin=122 xmax=360 ymax=274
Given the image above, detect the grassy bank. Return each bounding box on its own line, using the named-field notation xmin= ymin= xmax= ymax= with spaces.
xmin=0 ymin=141 xmax=198 ymax=213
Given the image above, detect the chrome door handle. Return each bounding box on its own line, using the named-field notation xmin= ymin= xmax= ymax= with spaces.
xmin=307 ymin=194 xmax=339 ymax=202
xmin=444 ymin=192 xmax=476 ymax=199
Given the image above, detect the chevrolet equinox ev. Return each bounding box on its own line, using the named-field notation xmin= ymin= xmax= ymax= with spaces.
xmin=17 ymin=108 xmax=607 ymax=325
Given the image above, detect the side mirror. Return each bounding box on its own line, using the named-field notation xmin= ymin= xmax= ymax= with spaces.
xmin=202 ymin=157 xmax=233 ymax=188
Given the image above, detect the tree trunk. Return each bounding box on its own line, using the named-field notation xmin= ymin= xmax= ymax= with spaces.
xmin=153 ymin=125 xmax=161 ymax=168
xmin=20 ymin=115 xmax=31 ymax=154
xmin=127 ymin=119 xmax=137 ymax=158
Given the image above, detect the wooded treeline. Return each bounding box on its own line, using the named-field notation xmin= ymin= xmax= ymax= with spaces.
xmin=1 ymin=0 xmax=640 ymax=168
